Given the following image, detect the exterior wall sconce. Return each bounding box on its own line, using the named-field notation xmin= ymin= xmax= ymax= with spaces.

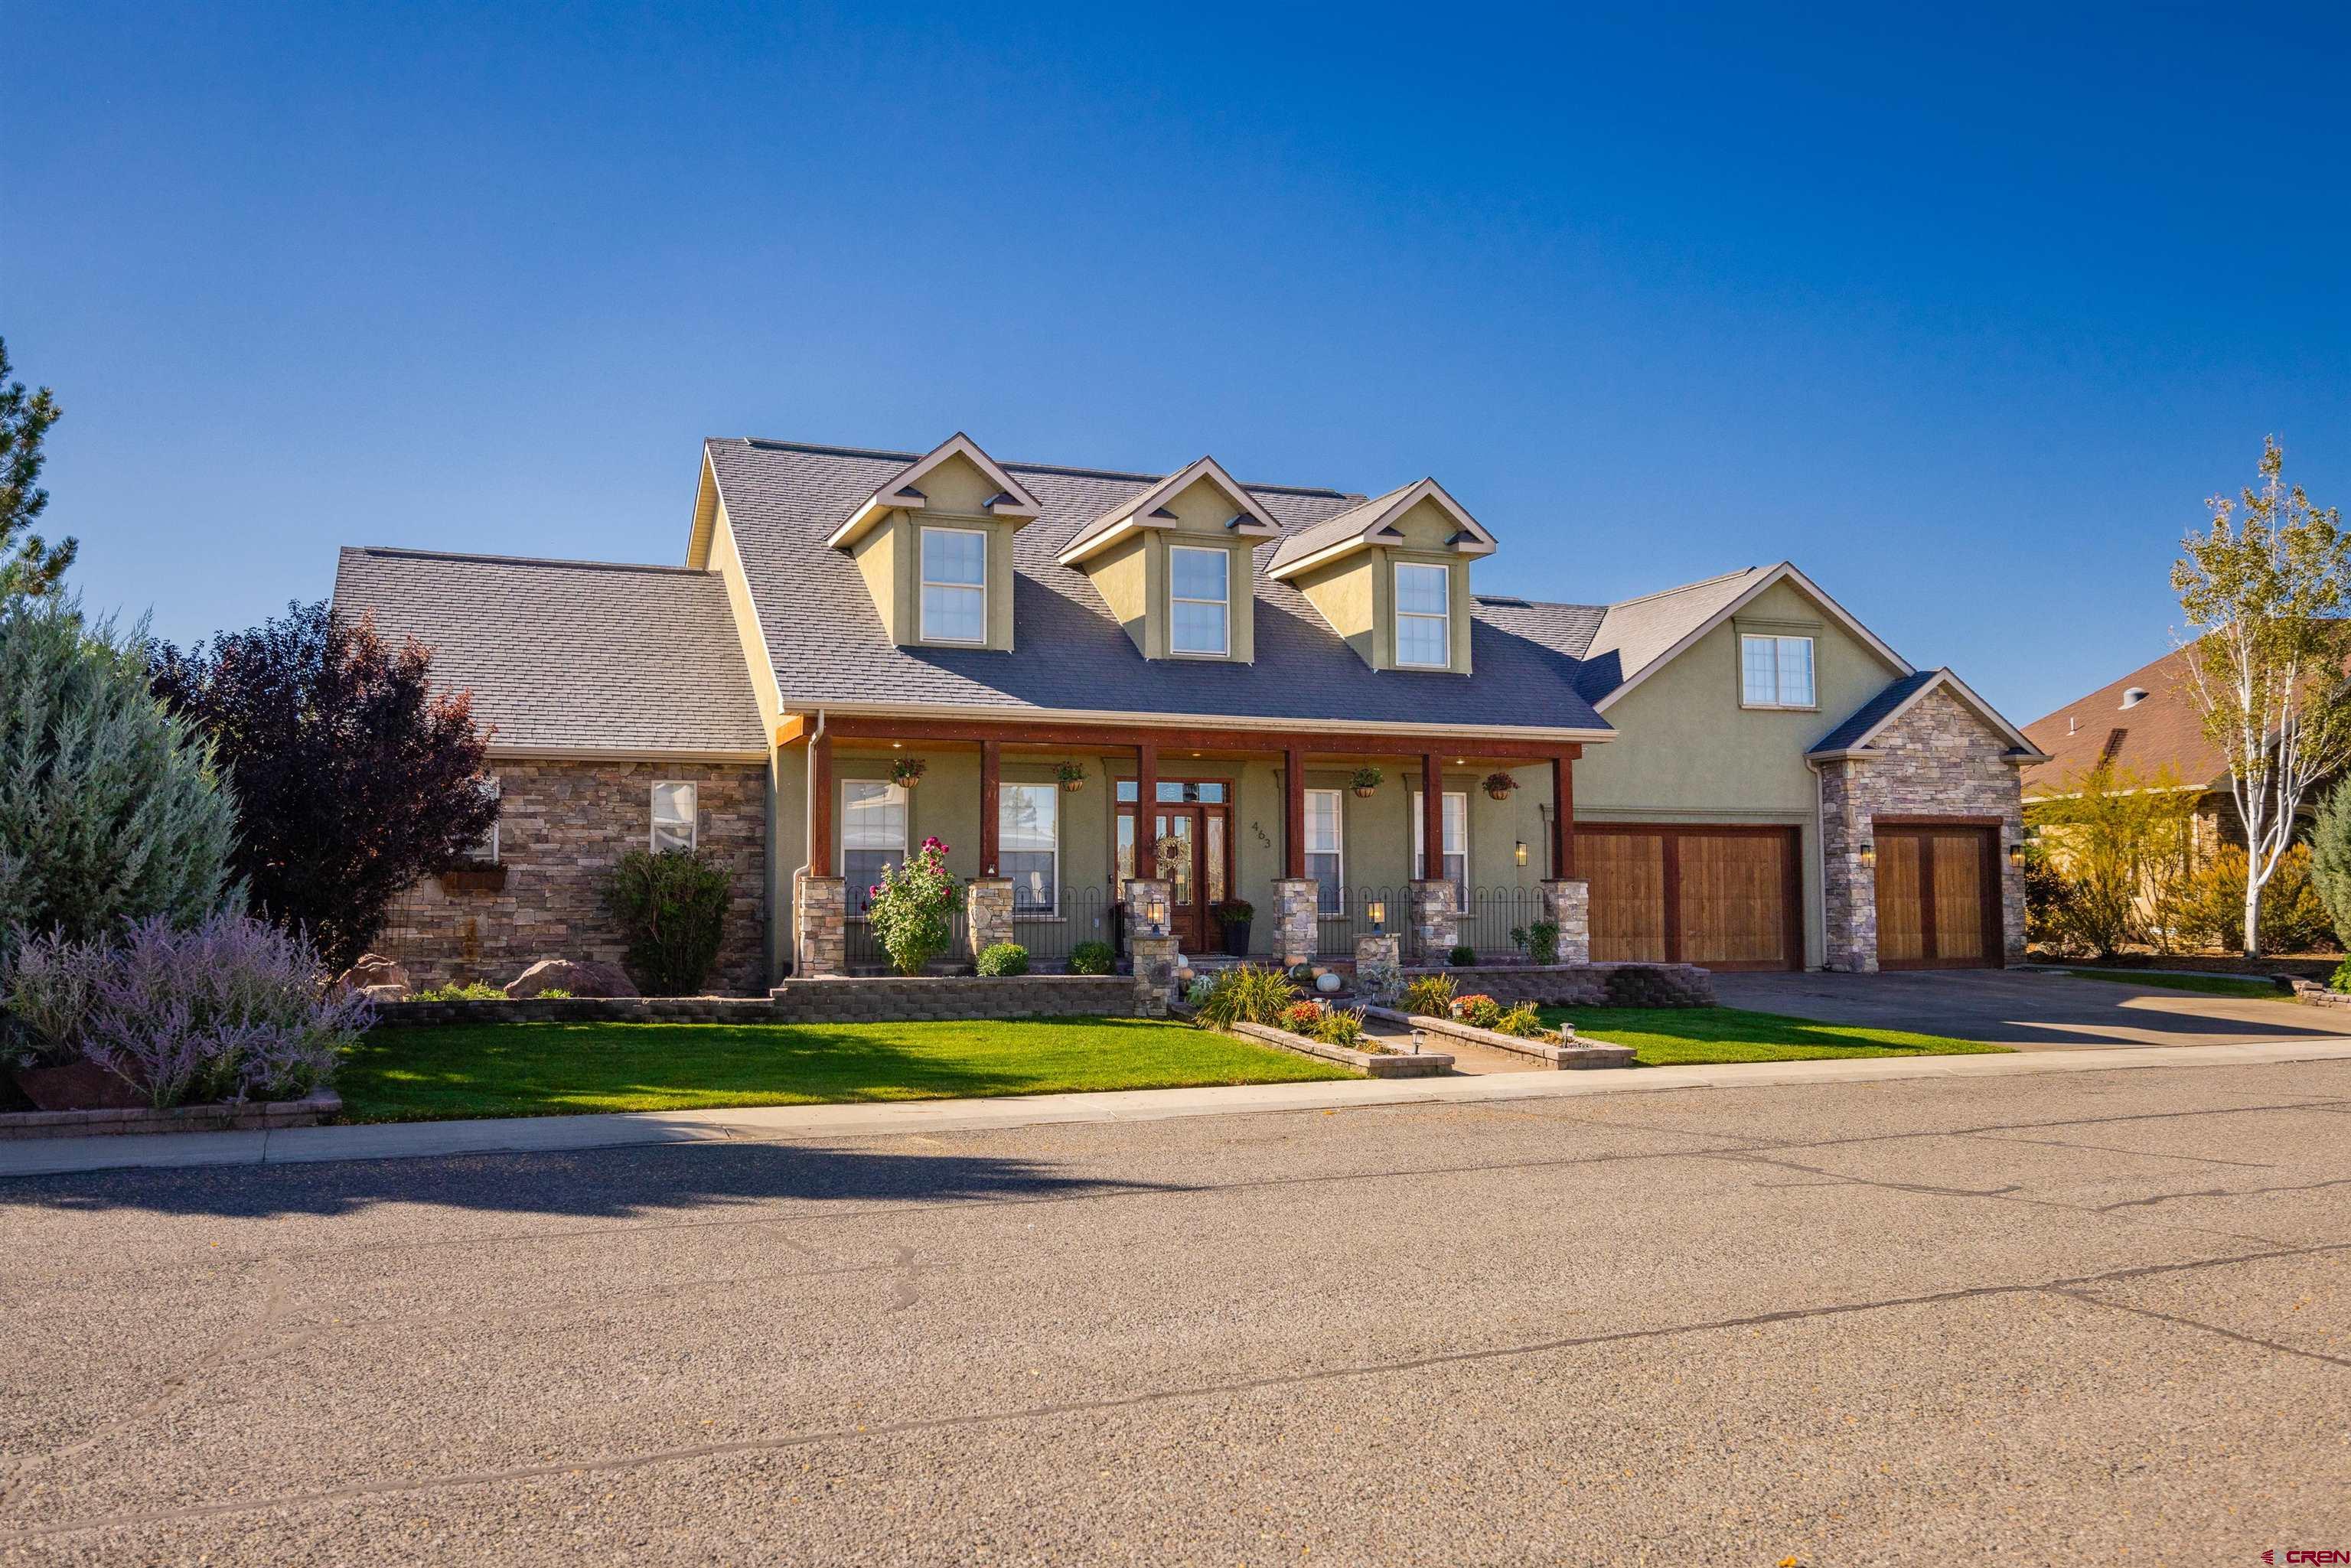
xmin=1148 ymin=895 xmax=1169 ymax=934
xmin=1859 ymin=839 xmax=1876 ymax=871
xmin=2008 ymin=839 xmax=2027 ymax=869
xmin=1514 ymin=840 xmax=1528 ymax=867
xmin=1367 ymin=899 xmax=1387 ymax=933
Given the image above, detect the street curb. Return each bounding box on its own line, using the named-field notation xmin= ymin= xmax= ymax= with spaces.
xmin=4 ymin=1040 xmax=2349 ymax=1182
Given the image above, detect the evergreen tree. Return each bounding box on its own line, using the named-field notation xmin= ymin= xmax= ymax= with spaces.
xmin=0 ymin=336 xmax=74 ymax=598
xmin=0 ymin=595 xmax=240 ymax=946
xmin=2309 ymin=780 xmax=2351 ymax=949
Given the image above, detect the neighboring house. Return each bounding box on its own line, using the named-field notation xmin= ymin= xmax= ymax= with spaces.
xmin=331 ymin=432 xmax=2045 ymax=989
xmin=2020 ymin=644 xmax=2248 ymax=857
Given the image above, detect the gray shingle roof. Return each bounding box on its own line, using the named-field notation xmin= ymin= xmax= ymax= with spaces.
xmin=704 ymin=438 xmax=1615 ymax=735
xmin=331 ymin=546 xmax=768 ymax=755
xmin=1808 ymin=670 xmax=1945 ymax=754
xmin=1264 ymin=481 xmax=1417 ymax=572
xmin=1569 ymin=566 xmax=1773 ymax=703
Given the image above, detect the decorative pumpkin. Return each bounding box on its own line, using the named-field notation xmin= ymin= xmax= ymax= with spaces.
xmin=1315 ymin=971 xmax=1344 ymax=994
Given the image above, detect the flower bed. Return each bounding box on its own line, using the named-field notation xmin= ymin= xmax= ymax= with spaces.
xmin=1224 ymin=1019 xmax=1453 ymax=1078
xmin=1368 ymin=1006 xmax=1635 ymax=1070
xmin=0 ymin=1090 xmax=342 ymax=1142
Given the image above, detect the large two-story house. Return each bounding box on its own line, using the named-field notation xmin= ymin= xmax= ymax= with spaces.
xmin=333 ymin=432 xmax=2046 ymax=990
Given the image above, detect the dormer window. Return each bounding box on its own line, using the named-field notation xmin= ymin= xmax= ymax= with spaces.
xmin=920 ymin=526 xmax=986 ymax=644
xmin=1169 ymin=546 xmax=1229 ymax=657
xmin=1394 ymin=563 xmax=1451 ymax=668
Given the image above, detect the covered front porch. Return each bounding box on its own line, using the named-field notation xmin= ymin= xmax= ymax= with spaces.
xmin=776 ymin=713 xmax=1591 ymax=976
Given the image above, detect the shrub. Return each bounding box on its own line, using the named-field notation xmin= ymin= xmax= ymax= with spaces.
xmin=1450 ymin=993 xmax=1502 ymax=1028
xmin=1280 ymin=999 xmax=1325 ymax=1034
xmin=977 ymin=941 xmax=1029 ymax=976
xmin=1311 ymin=1006 xmax=1366 ymax=1048
xmin=1191 ymin=963 xmax=1296 ymax=1030
xmin=0 ymin=595 xmax=239 ymax=948
xmin=1448 ymin=944 xmax=1477 ymax=967
xmin=1068 ymin=940 xmax=1115 ymax=976
xmin=2332 ymin=957 xmax=2351 ymax=994
xmin=1521 ymin=921 xmax=1561 ymax=965
xmin=0 ymin=927 xmax=107 ymax=1065
xmin=2177 ymin=844 xmax=2336 ymax=955
xmin=536 ymin=987 xmax=573 ymax=999
xmin=866 ymin=836 xmax=958 ymax=976
xmin=1183 ymin=974 xmax=1218 ymax=1008
xmin=2026 ymin=763 xmax=2197 ymax=957
xmin=52 ymin=913 xmax=370 ymax=1107
xmin=1492 ymin=1001 xmax=1547 ymax=1039
xmin=412 ymin=980 xmax=504 ymax=1001
xmin=2311 ymin=781 xmax=2351 ymax=950
xmin=606 ymin=849 xmax=732 ymax=995
xmin=1211 ymin=899 xmax=1254 ymax=927
xmin=1401 ymin=973 xmax=1456 ymax=1017
xmin=148 ymin=600 xmax=497 ymax=970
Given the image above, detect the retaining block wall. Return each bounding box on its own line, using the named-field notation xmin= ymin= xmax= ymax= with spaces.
xmin=1403 ymin=963 xmax=1716 ymax=1008
xmin=372 ymin=976 xmax=1144 ymax=1028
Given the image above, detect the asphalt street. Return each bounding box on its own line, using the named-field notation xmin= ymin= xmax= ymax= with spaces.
xmin=4 ymin=1057 xmax=2349 ymax=1565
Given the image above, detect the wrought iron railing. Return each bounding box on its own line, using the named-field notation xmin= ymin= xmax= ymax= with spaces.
xmin=1313 ymin=885 xmax=1421 ymax=963
xmin=1459 ymin=884 xmax=1551 ymax=963
xmin=845 ymin=888 xmax=1119 ymax=972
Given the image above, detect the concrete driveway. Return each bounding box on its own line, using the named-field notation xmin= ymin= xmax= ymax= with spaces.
xmin=1716 ymin=966 xmax=2351 ymax=1050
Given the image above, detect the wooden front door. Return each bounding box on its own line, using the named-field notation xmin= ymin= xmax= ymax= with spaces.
xmin=1120 ymin=787 xmax=1233 ymax=954
xmin=1873 ymin=825 xmax=1998 ymax=970
xmin=1583 ymin=825 xmax=1803 ymax=971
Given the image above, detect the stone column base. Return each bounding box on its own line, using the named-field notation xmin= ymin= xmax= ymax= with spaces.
xmin=967 ymin=877 xmax=1013 ymax=963
xmin=1409 ymin=879 xmax=1459 ymax=962
xmin=794 ymin=874 xmax=846 ymax=976
xmin=1130 ymin=932 xmax=1179 ymax=1017
xmin=1274 ymin=878 xmax=1319 ymax=968
xmin=1541 ymin=879 xmax=1590 ymax=965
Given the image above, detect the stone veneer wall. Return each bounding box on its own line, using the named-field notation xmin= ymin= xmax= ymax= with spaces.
xmin=1818 ymin=686 xmax=2027 ymax=971
xmin=377 ymin=759 xmax=768 ymax=994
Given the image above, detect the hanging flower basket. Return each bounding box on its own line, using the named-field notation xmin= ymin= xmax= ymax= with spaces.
xmin=889 ymin=758 xmax=928 ymax=789
xmin=1056 ymin=763 xmax=1087 ymax=793
xmin=1482 ymin=771 xmax=1519 ymax=801
xmin=1348 ymin=765 xmax=1384 ymax=799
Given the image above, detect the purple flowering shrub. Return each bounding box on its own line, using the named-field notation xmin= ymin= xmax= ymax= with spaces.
xmin=0 ymin=929 xmax=112 ymax=1067
xmin=40 ymin=914 xmax=371 ymax=1107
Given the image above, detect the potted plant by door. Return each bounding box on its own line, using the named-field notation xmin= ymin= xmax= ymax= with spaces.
xmin=1482 ymin=771 xmax=1519 ymax=801
xmin=1056 ymin=762 xmax=1087 ymax=793
xmin=1211 ymin=899 xmax=1254 ymax=957
xmin=1348 ymin=765 xmax=1384 ymax=799
xmin=889 ymin=757 xmax=928 ymax=789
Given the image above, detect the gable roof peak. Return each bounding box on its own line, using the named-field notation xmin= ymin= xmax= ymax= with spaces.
xmin=1055 ymin=453 xmax=1285 ymax=567
xmin=824 ymin=432 xmax=1045 ymax=550
xmin=1265 ymin=475 xmax=1498 ymax=580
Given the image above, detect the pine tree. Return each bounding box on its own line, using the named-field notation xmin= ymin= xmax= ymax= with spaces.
xmin=0 ymin=595 xmax=240 ymax=947
xmin=0 ymin=336 xmax=74 ymax=598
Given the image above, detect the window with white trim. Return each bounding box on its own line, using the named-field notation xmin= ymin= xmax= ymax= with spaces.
xmin=1394 ymin=562 xmax=1450 ymax=668
xmin=461 ymin=775 xmax=501 ymax=865
xmin=919 ymin=526 xmax=987 ymax=643
xmin=842 ymin=780 xmax=908 ymax=914
xmin=1169 ymin=545 xmax=1230 ymax=657
xmin=1740 ymin=634 xmax=1815 ymax=708
xmin=651 ymin=781 xmax=697 ymax=853
xmin=1304 ymin=788 xmax=1344 ymax=914
xmin=999 ymin=783 xmax=1059 ymax=914
xmin=1410 ymin=790 xmax=1469 ymax=903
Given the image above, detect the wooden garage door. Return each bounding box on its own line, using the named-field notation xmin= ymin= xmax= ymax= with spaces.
xmin=1583 ymin=826 xmax=1801 ymax=971
xmin=1873 ymin=825 xmax=1997 ymax=969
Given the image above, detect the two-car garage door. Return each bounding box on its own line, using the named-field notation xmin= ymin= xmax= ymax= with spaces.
xmin=1583 ymin=826 xmax=1802 ymax=971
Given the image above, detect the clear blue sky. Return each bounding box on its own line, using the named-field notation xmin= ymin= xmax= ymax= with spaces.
xmin=8 ymin=2 xmax=2347 ymax=723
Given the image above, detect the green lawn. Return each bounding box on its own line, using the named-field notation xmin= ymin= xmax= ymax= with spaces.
xmin=2059 ymin=967 xmax=2287 ymax=999
xmin=335 ymin=1016 xmax=1351 ymax=1123
xmin=1539 ymin=1006 xmax=2008 ymax=1067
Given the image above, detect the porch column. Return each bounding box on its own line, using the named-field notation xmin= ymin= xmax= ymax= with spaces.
xmin=1276 ymin=742 xmax=1316 ymax=966
xmin=1411 ymin=751 xmax=1457 ymax=960
xmin=1135 ymin=739 xmax=1158 ymax=823
xmin=1551 ymin=749 xmax=1577 ymax=880
xmin=1543 ymin=748 xmax=1589 ymax=963
xmin=979 ymin=738 xmax=1001 ymax=877
xmin=794 ymin=729 xmax=846 ymax=976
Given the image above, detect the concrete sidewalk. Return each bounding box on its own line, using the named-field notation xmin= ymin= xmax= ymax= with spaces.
xmin=8 ymin=1037 xmax=2350 ymax=1181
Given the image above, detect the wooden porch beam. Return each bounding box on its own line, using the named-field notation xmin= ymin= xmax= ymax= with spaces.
xmin=807 ymin=712 xmax=1581 ymax=761
xmin=1135 ymin=740 xmax=1158 ymax=865
xmin=1421 ymin=751 xmax=1444 ymax=882
xmin=1552 ymin=749 xmax=1577 ymax=879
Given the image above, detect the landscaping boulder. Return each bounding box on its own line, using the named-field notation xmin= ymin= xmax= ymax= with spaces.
xmin=505 ymin=958 xmax=640 ymax=999
xmin=354 ymin=983 xmax=409 ymax=1005
xmin=337 ymin=954 xmax=409 ymax=997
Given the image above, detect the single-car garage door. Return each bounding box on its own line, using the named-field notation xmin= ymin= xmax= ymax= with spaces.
xmin=1583 ymin=825 xmax=1802 ymax=971
xmin=1873 ymin=823 xmax=1999 ymax=969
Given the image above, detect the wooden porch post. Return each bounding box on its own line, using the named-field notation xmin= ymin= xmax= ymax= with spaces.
xmin=1552 ymin=749 xmax=1577 ymax=879
xmin=1135 ymin=738 xmax=1158 ymax=833
xmin=979 ymin=739 xmax=1001 ymax=877
xmin=807 ymin=730 xmax=834 ymax=876
xmin=1284 ymin=743 xmax=1306 ymax=879
xmin=1420 ymin=751 xmax=1444 ymax=881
